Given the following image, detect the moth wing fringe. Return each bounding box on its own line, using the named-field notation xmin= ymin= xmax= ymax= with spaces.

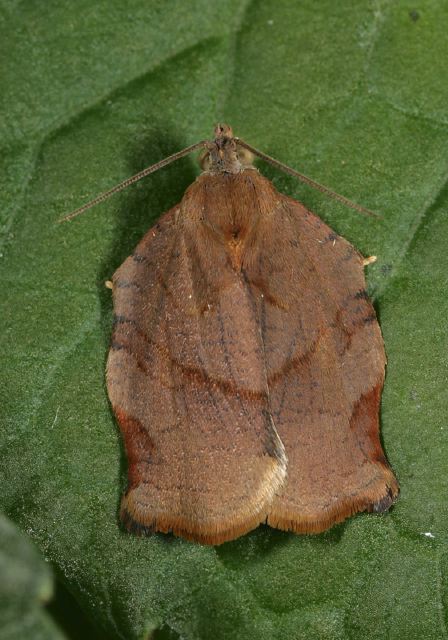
xmin=120 ymin=448 xmax=287 ymax=545
xmin=267 ymin=467 xmax=399 ymax=534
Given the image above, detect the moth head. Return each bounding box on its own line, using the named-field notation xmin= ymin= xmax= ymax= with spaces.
xmin=214 ymin=123 xmax=234 ymax=139
xmin=199 ymin=123 xmax=255 ymax=174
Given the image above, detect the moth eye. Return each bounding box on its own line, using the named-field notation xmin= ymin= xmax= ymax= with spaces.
xmin=237 ymin=147 xmax=255 ymax=167
xmin=198 ymin=150 xmax=212 ymax=171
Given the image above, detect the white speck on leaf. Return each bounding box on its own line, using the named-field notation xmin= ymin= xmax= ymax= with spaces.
xmin=51 ymin=406 xmax=60 ymax=429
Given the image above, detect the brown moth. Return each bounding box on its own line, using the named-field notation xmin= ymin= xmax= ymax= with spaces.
xmin=64 ymin=124 xmax=399 ymax=544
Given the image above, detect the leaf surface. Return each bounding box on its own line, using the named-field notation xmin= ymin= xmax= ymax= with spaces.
xmin=1 ymin=2 xmax=448 ymax=638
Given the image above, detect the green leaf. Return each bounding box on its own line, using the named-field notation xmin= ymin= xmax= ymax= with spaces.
xmin=1 ymin=1 xmax=448 ymax=638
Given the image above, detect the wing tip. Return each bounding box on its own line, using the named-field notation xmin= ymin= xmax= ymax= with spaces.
xmin=120 ymin=500 xmax=262 ymax=546
xmin=267 ymin=470 xmax=399 ymax=535
xmin=119 ymin=452 xmax=288 ymax=546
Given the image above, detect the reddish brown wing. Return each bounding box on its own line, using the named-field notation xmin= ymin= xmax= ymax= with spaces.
xmin=240 ymin=171 xmax=399 ymax=533
xmin=106 ymin=200 xmax=287 ymax=545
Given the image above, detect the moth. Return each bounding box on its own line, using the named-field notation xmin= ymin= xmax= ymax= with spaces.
xmin=64 ymin=124 xmax=399 ymax=544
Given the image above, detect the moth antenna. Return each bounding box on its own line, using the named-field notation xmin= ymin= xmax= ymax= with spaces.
xmin=59 ymin=140 xmax=208 ymax=222
xmin=236 ymin=138 xmax=380 ymax=218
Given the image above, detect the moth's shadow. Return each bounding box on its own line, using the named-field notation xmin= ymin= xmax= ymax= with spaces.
xmin=97 ymin=126 xmax=198 ymax=511
xmin=216 ymin=521 xmax=345 ymax=567
xmin=369 ymin=298 xmax=399 ymax=480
